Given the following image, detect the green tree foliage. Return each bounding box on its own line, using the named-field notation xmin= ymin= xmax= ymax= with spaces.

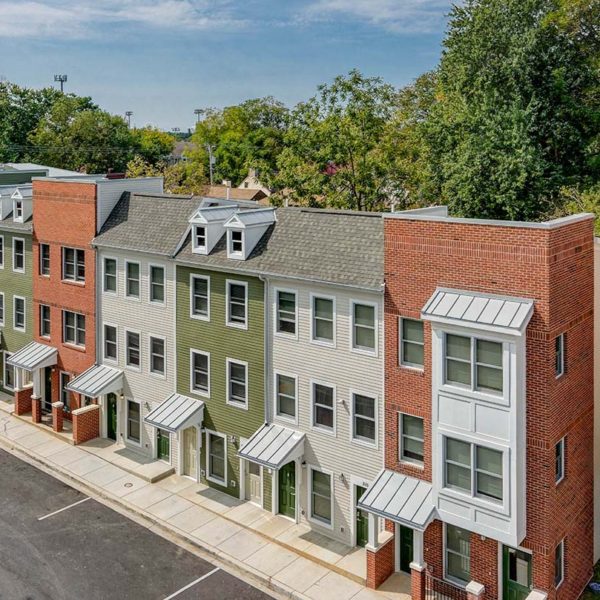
xmin=131 ymin=127 xmax=176 ymax=166
xmin=126 ymin=156 xmax=206 ymax=195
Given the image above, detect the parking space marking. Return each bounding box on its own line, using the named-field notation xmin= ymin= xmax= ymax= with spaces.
xmin=163 ymin=567 xmax=220 ymax=599
xmin=38 ymin=496 xmax=90 ymax=521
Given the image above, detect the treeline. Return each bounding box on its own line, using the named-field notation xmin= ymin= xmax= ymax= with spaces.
xmin=1 ymin=0 xmax=598 ymax=223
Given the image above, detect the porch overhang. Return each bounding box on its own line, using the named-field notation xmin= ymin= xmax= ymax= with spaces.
xmin=357 ymin=469 xmax=436 ymax=531
xmin=7 ymin=341 xmax=57 ymax=370
xmin=144 ymin=393 xmax=204 ymax=434
xmin=66 ymin=364 xmax=123 ymax=398
xmin=238 ymin=423 xmax=305 ymax=470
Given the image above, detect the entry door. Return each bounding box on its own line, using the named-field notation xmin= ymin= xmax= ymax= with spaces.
xmin=245 ymin=461 xmax=261 ymax=504
xmin=278 ymin=461 xmax=296 ymax=518
xmin=106 ymin=393 xmax=117 ymax=441
xmin=355 ymin=486 xmax=368 ymax=547
xmin=157 ymin=429 xmax=170 ymax=462
xmin=503 ymin=546 xmax=532 ymax=600
xmin=43 ymin=367 xmax=53 ymax=412
xmin=183 ymin=427 xmax=197 ymax=478
xmin=399 ymin=526 xmax=414 ymax=574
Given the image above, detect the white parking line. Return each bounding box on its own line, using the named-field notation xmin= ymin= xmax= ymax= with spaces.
xmin=38 ymin=497 xmax=90 ymax=521
xmin=163 ymin=567 xmax=220 ymax=600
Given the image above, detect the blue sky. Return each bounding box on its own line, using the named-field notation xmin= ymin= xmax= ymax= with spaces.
xmin=0 ymin=1 xmax=453 ymax=130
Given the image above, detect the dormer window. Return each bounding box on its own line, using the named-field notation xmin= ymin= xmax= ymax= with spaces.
xmin=230 ymin=230 xmax=244 ymax=255
xmin=194 ymin=226 xmax=206 ymax=250
xmin=14 ymin=201 xmax=23 ymax=222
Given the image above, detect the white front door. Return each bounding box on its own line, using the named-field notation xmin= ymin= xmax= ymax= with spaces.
xmin=182 ymin=426 xmax=197 ymax=478
xmin=245 ymin=461 xmax=261 ymax=504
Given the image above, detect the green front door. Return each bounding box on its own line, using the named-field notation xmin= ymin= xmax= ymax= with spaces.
xmin=356 ymin=486 xmax=368 ymax=547
xmin=503 ymin=546 xmax=532 ymax=600
xmin=106 ymin=393 xmax=117 ymax=441
xmin=278 ymin=461 xmax=296 ymax=518
xmin=399 ymin=526 xmax=414 ymax=573
xmin=157 ymin=429 xmax=170 ymax=461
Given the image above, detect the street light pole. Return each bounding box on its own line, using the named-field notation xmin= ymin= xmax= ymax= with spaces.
xmin=125 ymin=111 xmax=133 ymax=128
xmin=194 ymin=108 xmax=202 ymax=124
xmin=54 ymin=74 xmax=68 ymax=93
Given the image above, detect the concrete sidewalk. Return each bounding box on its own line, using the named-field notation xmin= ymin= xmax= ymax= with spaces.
xmin=0 ymin=407 xmax=411 ymax=600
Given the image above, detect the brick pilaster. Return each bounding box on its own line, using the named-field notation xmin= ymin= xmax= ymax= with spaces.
xmin=31 ymin=396 xmax=42 ymax=423
xmin=52 ymin=402 xmax=64 ymax=432
xmin=366 ymin=536 xmax=395 ymax=589
xmin=410 ymin=564 xmax=426 ymax=600
xmin=72 ymin=404 xmax=99 ymax=445
xmin=14 ymin=388 xmax=32 ymax=416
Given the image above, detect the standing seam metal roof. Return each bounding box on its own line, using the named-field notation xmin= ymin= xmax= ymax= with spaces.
xmin=66 ymin=364 xmax=123 ymax=397
xmin=238 ymin=423 xmax=305 ymax=470
xmin=144 ymin=393 xmax=204 ymax=433
xmin=7 ymin=341 xmax=56 ymax=370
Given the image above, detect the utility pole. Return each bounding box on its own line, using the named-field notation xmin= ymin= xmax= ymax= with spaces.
xmin=54 ymin=74 xmax=68 ymax=93
xmin=125 ymin=111 xmax=133 ymax=128
xmin=206 ymin=144 xmax=215 ymax=186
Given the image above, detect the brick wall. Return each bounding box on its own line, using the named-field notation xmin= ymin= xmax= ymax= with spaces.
xmin=366 ymin=537 xmax=395 ymax=589
xmin=72 ymin=404 xmax=100 ymax=445
xmin=14 ymin=387 xmax=32 ymax=416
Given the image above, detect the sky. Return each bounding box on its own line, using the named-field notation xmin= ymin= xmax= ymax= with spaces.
xmin=0 ymin=0 xmax=453 ymax=130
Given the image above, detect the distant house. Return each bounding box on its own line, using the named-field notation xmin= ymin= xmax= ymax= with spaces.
xmin=206 ymin=183 xmax=269 ymax=204
xmin=237 ymin=168 xmax=271 ymax=197
xmin=170 ymin=141 xmax=196 ymax=164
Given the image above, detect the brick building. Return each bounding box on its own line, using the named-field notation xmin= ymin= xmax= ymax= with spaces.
xmin=360 ymin=207 xmax=594 ymax=600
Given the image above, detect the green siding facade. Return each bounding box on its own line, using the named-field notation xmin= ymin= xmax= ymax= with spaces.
xmin=0 ymin=229 xmax=33 ymax=393
xmin=176 ymin=265 xmax=269 ymax=499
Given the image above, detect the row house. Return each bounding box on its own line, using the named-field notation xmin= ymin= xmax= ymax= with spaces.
xmin=361 ymin=208 xmax=594 ymax=600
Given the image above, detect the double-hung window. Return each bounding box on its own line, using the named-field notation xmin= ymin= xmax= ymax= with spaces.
xmin=14 ymin=200 xmax=23 ymax=221
xmin=554 ymin=540 xmax=565 ymax=587
xmin=445 ymin=524 xmax=471 ymax=585
xmin=125 ymin=331 xmax=141 ymax=369
xmin=227 ymin=359 xmax=247 ymax=408
xmin=63 ymin=248 xmax=85 ymax=282
xmin=207 ymin=432 xmax=226 ymax=484
xmin=310 ymin=469 xmax=332 ymax=526
xmin=312 ymin=382 xmax=334 ymax=432
xmin=39 ymin=243 xmax=50 ymax=276
xmin=275 ymin=373 xmax=297 ymax=420
xmin=400 ymin=318 xmax=424 ymax=368
xmin=13 ymin=297 xmax=25 ymax=332
xmin=194 ymin=226 xmax=206 ymax=251
xmin=149 ymin=336 xmax=165 ymax=376
xmin=63 ymin=311 xmax=85 ymax=346
xmin=103 ymin=258 xmax=117 ymax=293
xmin=352 ymin=302 xmax=376 ymax=352
xmin=276 ymin=290 xmax=297 ymax=336
xmin=229 ymin=230 xmax=244 ymax=255
xmin=0 ymin=293 xmax=4 ymax=326
xmin=190 ymin=275 xmax=209 ymax=320
xmin=555 ymin=437 xmax=565 ymax=484
xmin=12 ymin=238 xmax=24 ymax=273
xmin=400 ymin=413 xmax=424 ymax=465
xmin=555 ymin=334 xmax=565 ymax=378
xmin=226 ymin=281 xmax=247 ymax=328
xmin=312 ymin=296 xmax=334 ymax=344
xmin=191 ymin=350 xmax=210 ymax=396
xmin=352 ymin=393 xmax=376 ymax=444
xmin=104 ymin=324 xmax=117 ymax=362
xmin=126 ymin=261 xmax=140 ymax=299
xmin=127 ymin=400 xmax=141 ymax=443
xmin=40 ymin=304 xmax=51 ymax=338
xmin=149 ymin=265 xmax=165 ymax=304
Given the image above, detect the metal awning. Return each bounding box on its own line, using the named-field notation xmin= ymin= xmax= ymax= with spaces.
xmin=238 ymin=424 xmax=305 ymax=470
xmin=7 ymin=341 xmax=57 ymax=370
xmin=357 ymin=470 xmax=436 ymax=531
xmin=422 ymin=288 xmax=534 ymax=335
xmin=144 ymin=393 xmax=204 ymax=434
xmin=66 ymin=364 xmax=123 ymax=397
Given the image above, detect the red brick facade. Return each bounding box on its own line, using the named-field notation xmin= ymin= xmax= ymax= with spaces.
xmin=72 ymin=404 xmax=100 ymax=445
xmin=366 ymin=537 xmax=395 ymax=589
xmin=378 ymin=215 xmax=594 ymax=599
xmin=14 ymin=387 xmax=32 ymax=416
xmin=31 ymin=396 xmax=42 ymax=423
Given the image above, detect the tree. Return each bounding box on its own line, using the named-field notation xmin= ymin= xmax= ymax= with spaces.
xmin=132 ymin=127 xmax=176 ymax=166
xmin=126 ymin=156 xmax=206 ymax=195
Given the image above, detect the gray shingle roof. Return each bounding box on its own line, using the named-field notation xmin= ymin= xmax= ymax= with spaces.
xmin=0 ymin=218 xmax=32 ymax=232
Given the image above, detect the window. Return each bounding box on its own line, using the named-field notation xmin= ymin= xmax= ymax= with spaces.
xmin=13 ymin=238 xmax=24 ymax=272
xmin=400 ymin=414 xmax=424 ymax=465
xmin=62 ymin=247 xmax=85 ymax=282
xmin=444 ymin=437 xmax=503 ymax=503
xmin=445 ymin=525 xmax=470 ymax=585
xmin=4 ymin=352 xmax=14 ymax=391
xmin=14 ymin=200 xmax=23 ymax=221
xmin=554 ymin=540 xmax=564 ymax=587
xmin=352 ymin=302 xmax=376 ymax=352
xmin=104 ymin=324 xmax=117 ymax=362
xmin=190 ymin=275 xmax=209 ymax=320
xmin=149 ymin=265 xmax=165 ymax=304
xmin=125 ymin=331 xmax=140 ymax=369
xmin=310 ymin=468 xmax=332 ymax=526
xmin=400 ymin=318 xmax=424 ymax=368
xmin=226 ymin=281 xmax=247 ymax=328
xmin=352 ymin=393 xmax=376 ymax=444
xmin=275 ymin=373 xmax=297 ymax=420
xmin=191 ymin=350 xmax=210 ymax=396
xmin=149 ymin=336 xmax=165 ymax=376
xmin=555 ymin=334 xmax=565 ymax=378
xmin=0 ymin=293 xmax=4 ymax=326
xmin=207 ymin=432 xmax=226 ymax=484
xmin=39 ymin=243 xmax=50 ymax=276
xmin=194 ymin=226 xmax=206 ymax=250
xmin=63 ymin=311 xmax=85 ymax=347
xmin=312 ymin=382 xmax=335 ymax=432
xmin=127 ymin=400 xmax=141 ymax=443
xmin=103 ymin=258 xmax=117 ymax=293
xmin=0 ymin=235 xmax=4 ymax=268
xmin=40 ymin=304 xmax=51 ymax=338
xmin=445 ymin=334 xmax=503 ymax=395
xmin=60 ymin=372 xmax=70 ymax=411
xmin=276 ymin=290 xmax=297 ymax=336
xmin=13 ymin=296 xmax=25 ymax=331
xmin=312 ymin=296 xmax=334 ymax=344
xmin=125 ymin=261 xmax=140 ymax=299
xmin=556 ymin=437 xmax=565 ymax=484
xmin=227 ymin=359 xmax=247 ymax=408
xmin=230 ymin=230 xmax=244 ymax=254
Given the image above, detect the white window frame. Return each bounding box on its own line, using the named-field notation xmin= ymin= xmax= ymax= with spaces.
xmin=125 ymin=329 xmax=141 ymax=371
xmin=62 ymin=247 xmax=85 ymax=283
xmin=555 ymin=539 xmax=565 ymax=588
xmin=190 ymin=274 xmax=210 ymax=321
xmin=226 ymin=279 xmax=248 ymax=330
xmin=310 ymin=293 xmax=336 ymax=348
xmin=0 ymin=292 xmax=4 ymax=326
xmin=62 ymin=310 xmax=85 ymax=348
xmin=14 ymin=200 xmax=23 ymax=222
xmin=308 ymin=465 xmax=334 ymax=530
xmin=350 ymin=390 xmax=377 ymax=448
xmin=125 ymin=260 xmax=141 ymax=301
xmin=205 ymin=429 xmax=227 ymax=486
xmin=102 ymin=256 xmax=118 ymax=294
xmin=39 ymin=304 xmax=51 ymax=339
xmin=350 ymin=300 xmax=378 ymax=356
xmin=148 ymin=263 xmax=166 ymax=305
xmin=0 ymin=235 xmax=5 ymax=269
xmin=555 ymin=333 xmax=565 ymax=378
xmin=399 ymin=412 xmax=425 ymax=466
xmin=103 ymin=322 xmax=118 ymax=363
xmin=273 ymin=371 xmax=298 ymax=424
xmin=273 ymin=287 xmax=298 ymax=339
xmin=226 ymin=358 xmax=248 ymax=410
xmin=443 ymin=522 xmax=471 ymax=587
xmin=125 ymin=398 xmax=142 ymax=447
xmin=555 ymin=436 xmax=566 ymax=485
xmin=3 ymin=351 xmax=14 ymax=391
xmin=310 ymin=379 xmax=336 ymax=436
xmin=228 ymin=229 xmax=244 ymax=257
xmin=190 ymin=349 xmax=210 ymax=398
xmin=194 ymin=225 xmax=207 ymax=252
xmin=149 ymin=334 xmax=166 ymax=378
xmin=13 ymin=295 xmax=25 ymax=332
xmin=12 ymin=237 xmax=25 ymax=273
xmin=399 ymin=317 xmax=425 ymax=370
xmin=39 ymin=242 xmax=50 ymax=277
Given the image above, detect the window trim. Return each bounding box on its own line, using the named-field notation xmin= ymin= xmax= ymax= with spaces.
xmin=555 ymin=333 xmax=565 ymax=379
xmin=399 ymin=412 xmax=425 ymax=467
xmin=103 ymin=322 xmax=118 ymax=364
xmin=555 ymin=539 xmax=565 ymax=588
xmin=225 ymin=279 xmax=248 ymax=330
xmin=205 ymin=429 xmax=228 ymax=486
xmin=443 ymin=522 xmax=471 ymax=587
xmin=273 ymin=287 xmax=298 ymax=340
xmin=190 ymin=348 xmax=210 ymax=398
xmin=273 ymin=370 xmax=298 ymax=424
xmin=124 ymin=328 xmax=142 ymax=371
xmin=148 ymin=263 xmax=166 ymax=306
xmin=124 ymin=260 xmax=141 ymax=301
xmin=399 ymin=317 xmax=425 ymax=370
xmin=13 ymin=295 xmax=26 ymax=332
xmin=102 ymin=256 xmax=118 ymax=295
xmin=39 ymin=243 xmax=50 ymax=277
xmin=226 ymin=358 xmax=248 ymax=410
xmin=310 ymin=293 xmax=336 ymax=348
xmin=0 ymin=234 xmax=4 ymax=269
xmin=350 ymin=299 xmax=378 ymax=356
xmin=148 ymin=334 xmax=166 ymax=378
xmin=555 ymin=436 xmax=566 ymax=485
xmin=39 ymin=304 xmax=51 ymax=339
xmin=350 ymin=390 xmax=377 ymax=448
xmin=125 ymin=398 xmax=142 ymax=447
xmin=308 ymin=465 xmax=334 ymax=530
xmin=189 ymin=274 xmax=210 ymax=321
xmin=0 ymin=292 xmax=4 ymax=327
xmin=3 ymin=351 xmax=14 ymax=391
xmin=61 ymin=246 xmax=85 ymax=284
xmin=228 ymin=229 xmax=244 ymax=257
xmin=310 ymin=379 xmax=336 ymax=436
xmin=62 ymin=310 xmax=85 ymax=348
xmin=194 ymin=225 xmax=207 ymax=252
xmin=12 ymin=237 xmax=25 ymax=274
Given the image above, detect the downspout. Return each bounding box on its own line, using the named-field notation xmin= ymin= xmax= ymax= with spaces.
xmin=259 ymin=275 xmax=269 ymax=425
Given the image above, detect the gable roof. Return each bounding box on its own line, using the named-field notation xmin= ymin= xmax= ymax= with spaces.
xmin=205 ymin=185 xmax=267 ymax=201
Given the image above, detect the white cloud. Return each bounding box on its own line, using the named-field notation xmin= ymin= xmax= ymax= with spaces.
xmin=301 ymin=0 xmax=452 ymax=33
xmin=0 ymin=0 xmax=244 ymax=39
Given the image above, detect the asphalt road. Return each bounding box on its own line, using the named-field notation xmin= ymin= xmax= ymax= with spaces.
xmin=0 ymin=449 xmax=274 ymax=600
